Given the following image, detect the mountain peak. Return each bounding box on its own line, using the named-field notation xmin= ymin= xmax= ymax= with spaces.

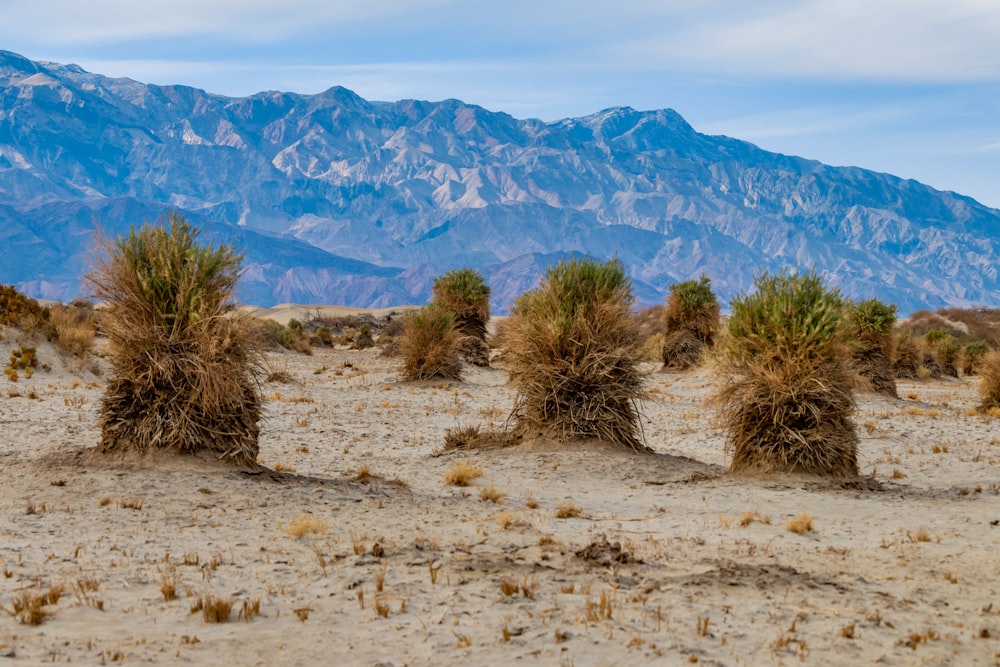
xmin=1 ymin=51 xmax=999 ymax=314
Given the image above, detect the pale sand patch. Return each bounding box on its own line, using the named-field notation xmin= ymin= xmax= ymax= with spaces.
xmin=1 ymin=315 xmax=999 ymax=665
xmin=244 ymin=303 xmax=420 ymax=326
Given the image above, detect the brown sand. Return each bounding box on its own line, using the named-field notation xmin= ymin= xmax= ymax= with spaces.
xmin=1 ymin=311 xmax=999 ymax=665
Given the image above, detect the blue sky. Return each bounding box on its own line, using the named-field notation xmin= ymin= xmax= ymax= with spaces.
xmin=3 ymin=0 xmax=999 ymax=207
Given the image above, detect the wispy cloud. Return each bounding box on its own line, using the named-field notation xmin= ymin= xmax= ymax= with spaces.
xmin=613 ymin=0 xmax=1000 ymax=82
xmin=697 ymin=104 xmax=914 ymax=142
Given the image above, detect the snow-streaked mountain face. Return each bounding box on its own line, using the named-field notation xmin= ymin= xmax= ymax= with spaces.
xmin=1 ymin=50 xmax=998 ymax=313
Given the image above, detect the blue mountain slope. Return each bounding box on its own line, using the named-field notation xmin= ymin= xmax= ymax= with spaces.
xmin=1 ymin=50 xmax=998 ymax=313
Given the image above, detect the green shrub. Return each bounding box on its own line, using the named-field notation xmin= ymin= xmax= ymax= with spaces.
xmin=713 ymin=270 xmax=857 ymax=477
xmin=661 ymin=275 xmax=720 ymax=370
xmin=845 ymin=298 xmax=898 ymax=396
xmin=504 ymin=257 xmax=648 ymax=451
xmin=86 ymin=211 xmax=263 ymax=468
xmin=0 ymin=284 xmax=49 ymax=331
xmin=961 ymin=340 xmax=991 ymax=376
xmin=399 ymin=302 xmax=462 ymax=382
xmin=977 ymin=350 xmax=1000 ymax=412
xmin=432 ymin=268 xmax=491 ymax=367
xmin=925 ymin=329 xmax=960 ymax=377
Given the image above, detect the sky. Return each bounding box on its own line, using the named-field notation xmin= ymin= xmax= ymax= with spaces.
xmin=2 ymin=0 xmax=998 ymax=208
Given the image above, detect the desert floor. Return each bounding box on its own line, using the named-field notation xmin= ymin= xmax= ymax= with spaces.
xmin=1 ymin=324 xmax=999 ymax=666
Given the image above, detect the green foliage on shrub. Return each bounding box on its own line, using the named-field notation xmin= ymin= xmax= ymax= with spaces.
xmin=725 ymin=271 xmax=845 ymax=366
xmin=848 ymin=298 xmax=897 ymax=337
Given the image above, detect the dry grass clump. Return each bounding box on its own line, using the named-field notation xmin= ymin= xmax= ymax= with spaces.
xmin=441 ymin=424 xmax=518 ymax=451
xmin=976 ymin=350 xmax=1000 ymax=413
xmin=442 ymin=460 xmax=484 ymax=486
xmin=786 ymin=512 xmax=815 ymax=534
xmin=47 ymin=303 xmax=97 ymax=365
xmin=661 ymin=275 xmax=720 ymax=370
xmin=398 ymin=302 xmax=462 ymax=382
xmin=9 ymin=585 xmax=63 ymax=625
xmin=191 ymin=595 xmax=234 ymax=623
xmin=86 ymin=212 xmax=263 ymax=468
xmin=713 ymin=271 xmax=858 ymax=477
xmin=554 ymin=501 xmax=582 ymax=519
xmin=432 ymin=268 xmax=491 ymax=367
xmin=287 ymin=513 xmax=330 ymax=537
xmin=504 ymin=257 xmax=649 ymax=451
xmin=846 ymin=299 xmax=897 ymax=397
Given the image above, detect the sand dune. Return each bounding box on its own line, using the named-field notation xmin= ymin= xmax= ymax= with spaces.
xmin=1 ymin=316 xmax=999 ymax=665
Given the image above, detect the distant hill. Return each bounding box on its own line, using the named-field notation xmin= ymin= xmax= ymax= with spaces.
xmin=2 ymin=50 xmax=998 ymax=313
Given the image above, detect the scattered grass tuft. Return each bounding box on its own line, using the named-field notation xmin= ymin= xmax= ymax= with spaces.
xmin=442 ymin=460 xmax=484 ymax=486
xmin=286 ymin=513 xmax=330 ymax=537
xmin=786 ymin=512 xmax=815 ymax=535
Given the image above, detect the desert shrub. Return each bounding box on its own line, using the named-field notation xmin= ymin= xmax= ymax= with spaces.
xmin=399 ymin=302 xmax=462 ymax=382
xmin=924 ymin=329 xmax=960 ymax=377
xmin=960 ymin=340 xmax=991 ymax=376
xmin=661 ymin=275 xmax=720 ymax=370
xmin=977 ymin=350 xmax=1000 ymax=411
xmin=255 ymin=319 xmax=294 ymax=350
xmin=354 ymin=323 xmax=375 ymax=349
xmin=47 ymin=303 xmax=97 ymax=365
xmin=713 ymin=270 xmax=858 ymax=477
xmin=313 ymin=325 xmax=333 ymax=347
xmin=432 ymin=268 xmax=491 ymax=367
xmin=86 ymin=212 xmax=263 ymax=468
xmin=904 ymin=309 xmax=967 ymax=339
xmin=892 ymin=330 xmax=938 ymax=380
xmin=845 ymin=298 xmax=898 ymax=397
xmin=930 ymin=307 xmax=1000 ymax=346
xmin=0 ymin=284 xmax=49 ymax=332
xmin=504 ymin=257 xmax=648 ymax=451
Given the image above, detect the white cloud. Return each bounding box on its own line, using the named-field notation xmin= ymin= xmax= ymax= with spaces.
xmin=0 ymin=0 xmax=455 ymax=42
xmin=697 ymin=104 xmax=913 ymax=142
xmin=613 ymin=0 xmax=1000 ymax=81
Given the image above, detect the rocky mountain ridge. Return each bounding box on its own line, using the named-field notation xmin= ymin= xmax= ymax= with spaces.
xmin=1 ymin=50 xmax=998 ymax=313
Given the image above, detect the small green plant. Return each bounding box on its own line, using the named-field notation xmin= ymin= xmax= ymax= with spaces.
xmin=5 ymin=345 xmax=38 ymax=381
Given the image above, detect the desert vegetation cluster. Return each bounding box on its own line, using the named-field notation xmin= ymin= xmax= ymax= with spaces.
xmin=2 ymin=215 xmax=1000 ymax=664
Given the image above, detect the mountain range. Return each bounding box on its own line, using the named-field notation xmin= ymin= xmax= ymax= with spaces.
xmin=2 ymin=49 xmax=999 ymax=314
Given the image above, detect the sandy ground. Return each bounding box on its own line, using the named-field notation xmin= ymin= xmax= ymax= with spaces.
xmin=1 ymin=318 xmax=999 ymax=666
